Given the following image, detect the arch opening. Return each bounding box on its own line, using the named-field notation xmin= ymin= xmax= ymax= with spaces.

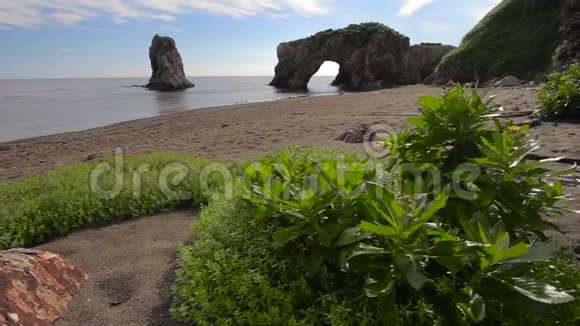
xmin=313 ymin=61 xmax=340 ymax=77
xmin=307 ymin=61 xmax=342 ymax=92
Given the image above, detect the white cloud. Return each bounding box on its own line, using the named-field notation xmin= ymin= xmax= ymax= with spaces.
xmin=467 ymin=0 xmax=501 ymax=22
xmin=0 ymin=0 xmax=331 ymax=28
xmin=398 ymin=0 xmax=437 ymax=17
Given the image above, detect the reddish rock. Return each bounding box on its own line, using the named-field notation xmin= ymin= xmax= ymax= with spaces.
xmin=0 ymin=249 xmax=87 ymax=325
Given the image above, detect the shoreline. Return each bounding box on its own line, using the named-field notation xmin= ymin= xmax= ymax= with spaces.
xmin=1 ymin=84 xmax=579 ymax=181
xmin=0 ymin=91 xmax=338 ymax=145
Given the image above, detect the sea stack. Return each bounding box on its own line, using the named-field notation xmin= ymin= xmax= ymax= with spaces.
xmin=146 ymin=35 xmax=194 ymax=91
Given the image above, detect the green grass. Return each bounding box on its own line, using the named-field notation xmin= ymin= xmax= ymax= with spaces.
xmin=0 ymin=148 xmax=363 ymax=250
xmin=0 ymin=153 xmax=212 ymax=249
xmin=434 ymin=0 xmax=564 ymax=82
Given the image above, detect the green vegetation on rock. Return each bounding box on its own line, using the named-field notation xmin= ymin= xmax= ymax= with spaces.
xmin=539 ymin=63 xmax=580 ymax=120
xmin=434 ymin=0 xmax=565 ymax=82
xmin=307 ymin=22 xmax=406 ymax=42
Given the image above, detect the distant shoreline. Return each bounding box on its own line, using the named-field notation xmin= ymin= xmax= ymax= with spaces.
xmin=0 ymin=76 xmax=340 ymax=143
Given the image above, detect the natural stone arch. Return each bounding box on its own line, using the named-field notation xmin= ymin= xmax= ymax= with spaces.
xmin=269 ymin=23 xmax=455 ymax=91
xmin=269 ymin=23 xmax=409 ymax=91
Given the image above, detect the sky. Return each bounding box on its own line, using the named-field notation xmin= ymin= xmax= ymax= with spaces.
xmin=0 ymin=0 xmax=502 ymax=79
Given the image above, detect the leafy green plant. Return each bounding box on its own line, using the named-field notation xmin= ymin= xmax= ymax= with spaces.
xmin=538 ymin=63 xmax=580 ymax=120
xmin=383 ymin=85 xmax=574 ymax=238
xmin=172 ymin=195 xmax=404 ymax=325
xmin=234 ymin=85 xmax=579 ymax=325
xmin=350 ymin=183 xmax=574 ymax=325
xmin=243 ymin=149 xmax=376 ymax=274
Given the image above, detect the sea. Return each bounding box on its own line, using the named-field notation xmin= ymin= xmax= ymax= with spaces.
xmin=0 ymin=76 xmax=340 ymax=143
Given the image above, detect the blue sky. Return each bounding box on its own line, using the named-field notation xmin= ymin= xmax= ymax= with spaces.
xmin=0 ymin=0 xmax=501 ymax=79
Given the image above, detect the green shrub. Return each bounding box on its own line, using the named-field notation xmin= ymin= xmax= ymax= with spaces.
xmin=171 ymin=85 xmax=579 ymax=325
xmin=0 ymin=153 xmax=212 ymax=249
xmin=172 ymin=195 xmax=407 ymax=325
xmin=386 ymin=86 xmax=574 ymax=237
xmin=538 ymin=63 xmax=580 ymax=120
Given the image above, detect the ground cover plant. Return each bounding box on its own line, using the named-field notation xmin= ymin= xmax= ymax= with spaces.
xmin=0 ymin=154 xmax=212 ymax=249
xmin=172 ymin=86 xmax=580 ymax=325
xmin=538 ymin=63 xmax=580 ymax=120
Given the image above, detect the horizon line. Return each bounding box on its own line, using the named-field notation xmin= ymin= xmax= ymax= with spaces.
xmin=0 ymin=75 xmax=339 ymax=80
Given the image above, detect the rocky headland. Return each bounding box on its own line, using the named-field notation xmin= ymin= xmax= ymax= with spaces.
xmin=269 ymin=23 xmax=454 ymax=91
xmin=433 ymin=0 xmax=579 ymax=83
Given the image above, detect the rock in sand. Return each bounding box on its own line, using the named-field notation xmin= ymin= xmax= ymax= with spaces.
xmin=0 ymin=249 xmax=87 ymax=325
xmin=494 ymin=76 xmax=522 ymax=87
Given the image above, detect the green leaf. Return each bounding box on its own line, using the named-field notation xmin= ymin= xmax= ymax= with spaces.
xmin=365 ymin=268 xmax=396 ymax=297
xmin=501 ymin=277 xmax=575 ymax=304
xmin=394 ymin=255 xmax=427 ymax=290
xmin=255 ymin=205 xmax=275 ymax=219
xmin=469 ymin=293 xmax=486 ymax=323
xmin=492 ymin=242 xmax=528 ymax=264
xmin=418 ymin=96 xmax=442 ymax=111
xmin=499 ymin=242 xmax=557 ymax=264
xmin=407 ymin=117 xmax=427 ymax=127
xmin=430 ymin=241 xmax=468 ymax=273
xmin=316 ymin=222 xmax=340 ymax=247
xmin=406 ymin=193 xmax=447 ymax=236
xmin=345 ymin=244 xmax=389 ymax=272
xmin=365 ymin=183 xmax=404 ymax=227
xmin=272 ymin=223 xmax=311 ymax=247
xmin=361 ymin=221 xmax=399 ymax=239
xmin=334 ymin=225 xmax=370 ymax=247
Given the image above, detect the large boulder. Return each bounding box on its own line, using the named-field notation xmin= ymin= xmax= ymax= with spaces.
xmin=0 ymin=249 xmax=87 ymax=325
xmin=146 ymin=35 xmax=194 ymax=91
xmin=433 ymin=0 xmax=566 ymax=83
xmin=493 ymin=76 xmax=522 ymax=87
xmin=270 ymin=23 xmax=447 ymax=91
xmin=555 ymin=0 xmax=580 ymax=70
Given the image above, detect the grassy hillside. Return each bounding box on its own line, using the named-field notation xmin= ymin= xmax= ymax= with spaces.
xmin=434 ymin=0 xmax=565 ymax=82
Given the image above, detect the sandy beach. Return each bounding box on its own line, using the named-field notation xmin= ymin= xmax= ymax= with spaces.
xmin=1 ymin=84 xmax=578 ymax=182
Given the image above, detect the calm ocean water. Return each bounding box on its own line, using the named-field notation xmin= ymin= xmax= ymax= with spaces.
xmin=0 ymin=76 xmax=339 ymax=143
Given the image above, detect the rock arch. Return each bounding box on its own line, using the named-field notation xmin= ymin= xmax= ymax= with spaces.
xmin=269 ymin=23 xmax=409 ymax=91
xmin=269 ymin=23 xmax=455 ymax=91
